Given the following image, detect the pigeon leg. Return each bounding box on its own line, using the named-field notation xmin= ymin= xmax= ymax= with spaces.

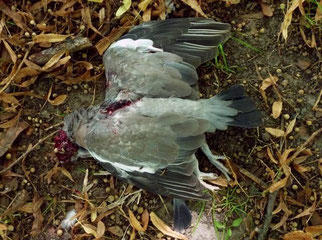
xmin=201 ymin=143 xmax=231 ymax=181
xmin=193 ymin=162 xmax=220 ymax=192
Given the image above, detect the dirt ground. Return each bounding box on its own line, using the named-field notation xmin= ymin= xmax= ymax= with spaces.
xmin=0 ymin=0 xmax=321 ymax=240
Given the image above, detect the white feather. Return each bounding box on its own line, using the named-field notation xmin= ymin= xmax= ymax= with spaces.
xmin=110 ymin=38 xmax=163 ymax=53
xmin=61 ymin=209 xmax=77 ymax=229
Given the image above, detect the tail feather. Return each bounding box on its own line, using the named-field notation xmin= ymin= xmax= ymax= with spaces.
xmin=203 ymin=85 xmax=261 ymax=131
xmin=173 ymin=198 xmax=192 ymax=231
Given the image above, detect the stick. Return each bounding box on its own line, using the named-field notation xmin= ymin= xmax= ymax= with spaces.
xmin=257 ymin=191 xmax=278 ymax=240
xmin=0 ymin=130 xmax=59 ymax=175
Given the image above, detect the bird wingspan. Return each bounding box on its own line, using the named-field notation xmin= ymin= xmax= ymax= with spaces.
xmin=103 ymin=18 xmax=231 ymax=99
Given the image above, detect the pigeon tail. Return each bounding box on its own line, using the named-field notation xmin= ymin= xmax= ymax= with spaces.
xmin=173 ymin=198 xmax=192 ymax=231
xmin=200 ymin=85 xmax=261 ymax=131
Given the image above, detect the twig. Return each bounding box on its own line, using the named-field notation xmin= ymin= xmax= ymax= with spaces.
xmin=239 ymin=167 xmax=268 ymax=190
xmin=0 ymin=130 xmax=59 ymax=175
xmin=257 ymin=191 xmax=278 ymax=240
xmin=286 ymin=127 xmax=322 ymax=165
xmin=44 ymin=121 xmax=64 ymax=131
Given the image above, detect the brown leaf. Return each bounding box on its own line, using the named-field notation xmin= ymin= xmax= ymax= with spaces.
xmin=141 ymin=209 xmax=149 ymax=231
xmin=82 ymin=224 xmax=98 ymax=238
xmin=81 ymin=7 xmax=102 ymax=36
xmin=18 ymin=202 xmax=33 ymax=213
xmin=206 ymin=176 xmax=228 ymax=187
xmin=150 ymin=212 xmax=188 ymax=240
xmin=95 ymin=21 xmax=131 ymax=55
xmin=280 ymin=0 xmax=302 ymax=40
xmin=0 ymin=223 xmax=7 ymax=231
xmin=107 ymin=226 xmax=124 ymax=237
xmin=267 ymin=165 xmax=291 ymax=192
xmin=47 ymin=85 xmax=67 ymax=106
xmin=180 ymin=0 xmax=207 ymax=17
xmin=259 ymin=2 xmax=273 ymax=17
xmin=0 ymin=2 xmax=30 ymax=31
xmin=267 ymin=147 xmax=278 ymax=164
xmin=315 ymin=0 xmax=322 ymax=21
xmin=272 ymin=194 xmax=292 ymax=230
xmin=13 ymin=66 xmax=40 ymax=83
xmin=0 ymin=93 xmax=19 ymax=105
xmin=96 ymin=221 xmax=105 ymax=239
xmin=285 ymin=118 xmax=296 ymax=136
xmin=31 ymin=194 xmax=45 ymax=236
xmin=265 ymin=127 xmax=285 ymax=137
xmin=260 ymin=74 xmax=278 ymax=91
xmin=0 ymin=121 xmax=28 ymax=156
xmin=44 ymin=166 xmax=74 ymax=184
xmin=42 ymin=51 xmax=66 ymax=71
xmin=142 ymin=8 xmax=152 ymax=22
xmin=2 ymin=40 xmax=17 ymax=63
xmin=283 ymin=231 xmax=313 ymax=240
xmin=129 ymin=209 xmax=145 ymax=232
xmin=33 ymin=34 xmax=71 ymax=43
xmin=305 ymin=225 xmax=322 ymax=238
xmin=291 ymin=192 xmax=316 ymax=219
xmin=272 ymin=100 xmax=283 ymax=119
xmin=138 ymin=0 xmax=152 ymax=11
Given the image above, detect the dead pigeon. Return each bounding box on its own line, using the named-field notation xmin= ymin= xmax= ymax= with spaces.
xmin=54 ymin=18 xmax=261 ymax=231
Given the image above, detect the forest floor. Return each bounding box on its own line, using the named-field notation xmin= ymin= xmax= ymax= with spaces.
xmin=0 ymin=0 xmax=321 ymax=240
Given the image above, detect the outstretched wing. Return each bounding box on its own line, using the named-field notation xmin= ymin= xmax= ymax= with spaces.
xmin=84 ymin=111 xmax=210 ymax=200
xmin=103 ymin=18 xmax=230 ymax=99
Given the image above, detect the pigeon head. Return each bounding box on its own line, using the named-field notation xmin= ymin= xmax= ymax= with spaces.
xmin=54 ymin=129 xmax=79 ymax=163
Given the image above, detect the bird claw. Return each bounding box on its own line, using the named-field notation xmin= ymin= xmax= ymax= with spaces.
xmin=201 ymin=143 xmax=231 ymax=181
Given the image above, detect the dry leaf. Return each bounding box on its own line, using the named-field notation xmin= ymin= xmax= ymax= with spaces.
xmin=0 ymin=121 xmax=28 ymax=156
xmin=107 ymin=226 xmax=123 ymax=237
xmin=0 ymin=93 xmax=19 ymax=105
xmin=283 ymin=230 xmax=313 ymax=240
xmin=267 ymin=147 xmax=278 ymax=164
xmin=141 ymin=209 xmax=149 ymax=231
xmin=260 ymin=74 xmax=278 ymax=91
xmin=96 ymin=221 xmax=105 ymax=239
xmin=285 ymin=118 xmax=296 ymax=136
xmin=142 ymin=7 xmax=152 ymax=22
xmin=267 ymin=165 xmax=291 ymax=192
xmin=47 ymin=85 xmax=67 ymax=106
xmin=129 ymin=209 xmax=145 ymax=232
xmin=272 ymin=101 xmax=283 ymax=119
xmin=265 ymin=127 xmax=285 ymax=137
xmin=81 ymin=7 xmax=102 ymax=36
xmin=260 ymin=2 xmax=273 ymax=17
xmin=45 ymin=166 xmax=74 ymax=184
xmin=291 ymin=193 xmax=316 ymax=219
xmin=315 ymin=0 xmax=322 ymax=21
xmin=0 ymin=223 xmax=7 ymax=231
xmin=31 ymin=194 xmax=45 ymax=236
xmin=180 ymin=0 xmax=207 ymax=17
xmin=280 ymin=0 xmax=305 ymax=40
xmin=206 ymin=176 xmax=228 ymax=187
xmin=305 ymin=225 xmax=322 ymax=238
xmin=150 ymin=212 xmax=188 ymax=240
xmin=18 ymin=202 xmax=33 ymax=213
xmin=116 ymin=0 xmax=132 ymax=17
xmin=138 ymin=0 xmax=152 ymax=11
xmin=33 ymin=34 xmax=71 ymax=43
xmin=83 ymin=224 xmax=98 ymax=238
xmin=42 ymin=51 xmax=66 ymax=71
xmin=2 ymin=40 xmax=17 ymax=63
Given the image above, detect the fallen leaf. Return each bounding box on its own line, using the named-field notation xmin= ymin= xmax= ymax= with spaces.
xmin=259 ymin=2 xmax=274 ymax=17
xmin=272 ymin=194 xmax=292 ymax=230
xmin=315 ymin=0 xmax=322 ymax=21
xmin=150 ymin=212 xmax=188 ymax=240
xmin=142 ymin=7 xmax=152 ymax=22
xmin=141 ymin=209 xmax=149 ymax=231
xmin=33 ymin=34 xmax=71 ymax=43
xmin=47 ymin=85 xmax=67 ymax=106
xmin=2 ymin=40 xmax=17 ymax=63
xmin=83 ymin=224 xmax=98 ymax=238
xmin=129 ymin=209 xmax=145 ymax=232
xmin=81 ymin=7 xmax=102 ymax=36
xmin=267 ymin=165 xmax=291 ymax=192
xmin=267 ymin=147 xmax=278 ymax=164
xmin=42 ymin=51 xmax=66 ymax=71
xmin=180 ymin=0 xmax=207 ymax=17
xmin=0 ymin=223 xmax=7 ymax=231
xmin=283 ymin=230 xmax=313 ymax=240
xmin=96 ymin=221 xmax=105 ymax=239
xmin=44 ymin=166 xmax=74 ymax=184
xmin=107 ymin=226 xmax=123 ymax=237
xmin=0 ymin=121 xmax=28 ymax=156
xmin=206 ymin=176 xmax=228 ymax=187
xmin=291 ymin=192 xmax=316 ymax=219
xmin=265 ymin=128 xmax=285 ymax=137
xmin=305 ymin=225 xmax=322 ymax=237
xmin=18 ymin=202 xmax=33 ymax=213
xmin=0 ymin=2 xmax=30 ymax=31
xmin=0 ymin=93 xmax=19 ymax=105
xmin=285 ymin=118 xmax=296 ymax=136
xmin=138 ymin=0 xmax=152 ymax=11
xmin=272 ymin=100 xmax=283 ymax=119
xmin=116 ymin=0 xmax=132 ymax=17
xmin=280 ymin=0 xmax=305 ymax=40
xmin=31 ymin=194 xmax=45 ymax=236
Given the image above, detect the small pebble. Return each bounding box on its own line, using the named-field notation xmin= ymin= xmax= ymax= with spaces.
xmin=292 ymin=184 xmax=298 ymax=190
xmin=30 ymin=20 xmax=36 ymax=25
xmin=103 ymin=178 xmax=108 ymax=183
xmin=254 ymin=219 xmax=260 ymax=225
xmin=57 ymin=229 xmax=63 ymax=236
xmin=283 ymin=114 xmax=290 ymax=120
xmin=30 ymin=167 xmax=36 ymax=173
xmin=8 ymin=225 xmax=14 ymax=231
xmin=93 ymin=179 xmax=98 ymax=184
xmin=306 ymin=120 xmax=312 ymax=125
xmin=107 ymin=195 xmax=114 ymax=202
xmin=292 ymin=222 xmax=298 ymax=228
xmin=25 ymin=32 xmax=30 ymax=37
xmin=289 ymin=136 xmax=294 ymax=140
xmin=80 ymin=25 xmax=85 ymax=31
xmin=298 ymin=89 xmax=304 ymax=95
xmin=73 ymin=85 xmax=78 ymax=90
xmin=309 ymin=196 xmax=315 ymax=201
xmin=296 ymin=98 xmax=303 ymax=103
xmin=294 ymin=127 xmax=300 ymax=132
xmin=137 ymin=207 xmax=144 ymax=214
xmin=105 ymin=187 xmax=111 ymax=193
xmin=132 ymin=204 xmax=138 ymax=211
xmin=259 ymin=28 xmax=265 ymax=33
xmin=6 ymin=153 xmax=12 ymax=160
xmin=276 ymin=68 xmax=282 ymax=74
